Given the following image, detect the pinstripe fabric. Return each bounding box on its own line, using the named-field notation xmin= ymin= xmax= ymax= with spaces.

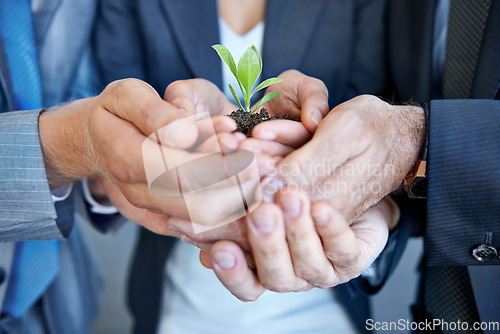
xmin=0 ymin=109 xmax=60 ymax=241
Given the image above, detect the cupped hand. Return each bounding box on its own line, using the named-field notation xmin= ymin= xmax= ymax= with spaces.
xmin=39 ymin=78 xmax=259 ymax=235
xmin=202 ymin=193 xmax=398 ymax=301
xmin=260 ymin=95 xmax=426 ymax=223
xmin=238 ymin=70 xmax=330 ymax=157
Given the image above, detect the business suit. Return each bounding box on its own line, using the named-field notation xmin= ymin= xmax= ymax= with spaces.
xmin=97 ymin=0 xmax=388 ymax=332
xmin=388 ymin=0 xmax=500 ymax=329
xmin=0 ymin=1 xmax=116 ymax=332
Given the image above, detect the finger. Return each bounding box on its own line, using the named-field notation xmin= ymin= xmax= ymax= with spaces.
xmin=167 ymin=217 xmax=249 ymax=251
xmin=210 ymin=240 xmax=266 ymax=302
xmin=251 ymin=119 xmax=312 ymax=148
xmin=275 ymin=190 xmax=335 ymax=288
xmin=265 ymin=70 xmax=329 ymax=133
xmin=101 ymin=79 xmax=196 ymax=142
xmin=310 ymin=201 xmax=363 ymax=283
xmin=253 ymin=154 xmax=279 ymax=177
xmin=100 ymin=177 xmax=176 ymax=236
xmin=164 ymin=78 xmax=236 ymax=117
xmin=238 ymin=137 xmax=294 ymax=156
xmin=195 ymin=115 xmax=237 ymax=141
xmin=196 ymin=133 xmax=240 ymax=152
xmin=246 ymin=203 xmax=311 ymax=292
xmin=199 ymin=250 xmax=213 ymax=269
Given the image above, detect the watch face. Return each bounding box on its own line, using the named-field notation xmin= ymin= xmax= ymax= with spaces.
xmin=410 ymin=177 xmax=428 ymax=199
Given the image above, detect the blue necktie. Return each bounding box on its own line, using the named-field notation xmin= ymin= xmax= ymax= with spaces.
xmin=0 ymin=0 xmax=60 ymax=318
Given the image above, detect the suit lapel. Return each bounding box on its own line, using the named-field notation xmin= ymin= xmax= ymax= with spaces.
xmin=471 ymin=0 xmax=500 ymax=99
xmin=159 ymin=0 xmax=222 ymax=87
xmin=0 ymin=37 xmax=14 ymax=112
xmin=262 ymin=0 xmax=326 ymax=80
xmin=31 ymin=0 xmax=62 ymax=47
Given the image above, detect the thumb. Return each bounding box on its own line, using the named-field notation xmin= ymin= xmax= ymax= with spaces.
xmin=100 ymin=78 xmax=199 ymax=149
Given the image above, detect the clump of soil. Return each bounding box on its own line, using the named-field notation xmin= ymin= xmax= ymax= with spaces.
xmin=227 ymin=108 xmax=299 ymax=137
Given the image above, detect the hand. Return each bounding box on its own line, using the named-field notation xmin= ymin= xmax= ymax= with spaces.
xmin=38 ymin=79 xmax=256 ymax=234
xmin=260 ymin=95 xmax=426 ymax=223
xmin=201 ymin=192 xmax=399 ymax=301
xmin=238 ymin=70 xmax=330 ymax=156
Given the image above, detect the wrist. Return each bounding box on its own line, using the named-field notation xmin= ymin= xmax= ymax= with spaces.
xmin=39 ymin=98 xmax=98 ymax=189
xmin=402 ymin=104 xmax=428 ymax=198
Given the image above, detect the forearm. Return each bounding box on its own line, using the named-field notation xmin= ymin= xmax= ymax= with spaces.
xmin=0 ymin=109 xmax=60 ymax=240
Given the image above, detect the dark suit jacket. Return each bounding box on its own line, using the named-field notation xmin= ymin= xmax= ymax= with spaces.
xmin=96 ymin=0 xmax=389 ymax=333
xmin=388 ymin=0 xmax=500 ymax=329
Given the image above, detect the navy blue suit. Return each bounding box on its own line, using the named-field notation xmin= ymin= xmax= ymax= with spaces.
xmin=388 ymin=0 xmax=500 ymax=328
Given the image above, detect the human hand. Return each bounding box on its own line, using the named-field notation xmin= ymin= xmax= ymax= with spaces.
xmin=238 ymin=70 xmax=330 ymax=156
xmin=38 ymin=79 xmax=258 ymax=234
xmin=200 ymin=193 xmax=399 ymax=301
xmin=260 ymin=95 xmax=426 ymax=223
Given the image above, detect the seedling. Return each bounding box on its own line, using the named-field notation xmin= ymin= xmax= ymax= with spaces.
xmin=212 ymin=44 xmax=283 ymax=113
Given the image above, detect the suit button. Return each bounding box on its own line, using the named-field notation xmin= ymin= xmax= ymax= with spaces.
xmin=472 ymin=244 xmax=498 ymax=262
xmin=0 ymin=267 xmax=5 ymax=285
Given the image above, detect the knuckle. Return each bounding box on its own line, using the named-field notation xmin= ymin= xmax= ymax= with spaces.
xmin=141 ymin=101 xmax=164 ymax=131
xmin=325 ymin=249 xmax=359 ymax=268
xmin=106 ymin=78 xmax=141 ymax=97
xmin=295 ymin=266 xmax=325 ymax=283
xmin=261 ymin=276 xmax=296 ymax=292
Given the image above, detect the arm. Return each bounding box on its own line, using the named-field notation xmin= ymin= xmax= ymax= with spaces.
xmin=0 ymin=109 xmax=59 ymax=241
xmin=2 ymin=78 xmax=243 ymax=241
xmin=426 ymin=99 xmax=500 ymax=266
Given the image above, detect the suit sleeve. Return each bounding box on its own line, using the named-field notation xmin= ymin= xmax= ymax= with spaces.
xmin=426 ymin=99 xmax=500 ymax=266
xmin=0 ymin=109 xmax=62 ymax=241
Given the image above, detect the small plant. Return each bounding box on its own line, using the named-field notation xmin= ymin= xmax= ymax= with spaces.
xmin=212 ymin=44 xmax=283 ymax=113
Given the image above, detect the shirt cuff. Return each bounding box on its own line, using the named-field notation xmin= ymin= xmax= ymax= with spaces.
xmin=82 ymin=178 xmax=118 ymax=215
xmin=51 ymin=183 xmax=73 ymax=202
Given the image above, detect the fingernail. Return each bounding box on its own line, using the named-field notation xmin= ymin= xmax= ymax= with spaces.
xmin=279 ymin=195 xmax=301 ymax=218
xmin=312 ymin=211 xmax=329 ymax=226
xmin=256 ymin=130 xmax=276 ymax=140
xmin=212 ymin=251 xmax=236 ymax=270
xmin=310 ymin=109 xmax=323 ymax=126
xmin=249 ymin=213 xmax=275 ymax=234
xmin=181 ymin=235 xmax=198 ymax=247
xmin=261 ymin=177 xmax=284 ymax=202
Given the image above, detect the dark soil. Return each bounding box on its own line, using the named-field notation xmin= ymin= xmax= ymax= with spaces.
xmin=227 ymin=108 xmax=299 ymax=137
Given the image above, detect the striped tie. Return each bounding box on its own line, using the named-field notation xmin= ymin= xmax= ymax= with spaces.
xmin=0 ymin=0 xmax=60 ymax=318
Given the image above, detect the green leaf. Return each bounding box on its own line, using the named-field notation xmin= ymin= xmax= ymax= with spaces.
xmin=251 ymin=45 xmax=262 ymax=73
xmin=212 ymin=44 xmax=238 ymax=79
xmin=252 ymin=77 xmax=283 ymax=94
xmin=237 ymin=46 xmax=262 ymax=98
xmin=251 ymin=91 xmax=280 ymax=113
xmin=229 ymin=84 xmax=245 ymax=111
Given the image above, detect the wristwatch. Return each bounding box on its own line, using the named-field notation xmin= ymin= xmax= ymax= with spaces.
xmin=403 ymin=104 xmax=429 ymax=199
